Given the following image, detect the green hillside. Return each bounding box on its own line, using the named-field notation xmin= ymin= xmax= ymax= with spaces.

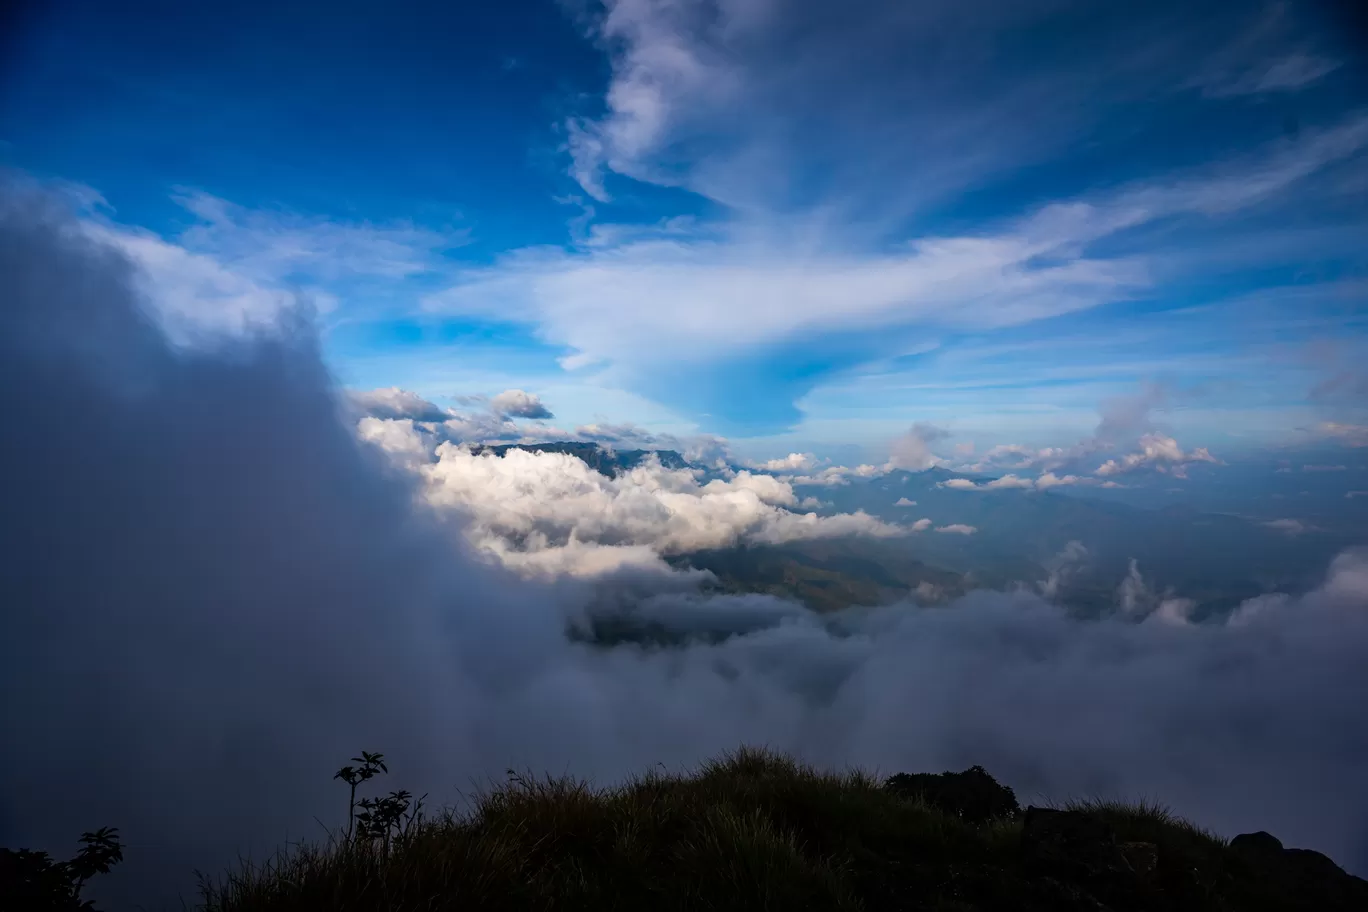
xmin=674 ymin=540 xmax=968 ymax=612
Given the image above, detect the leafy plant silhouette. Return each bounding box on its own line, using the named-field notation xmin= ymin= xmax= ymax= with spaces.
xmin=333 ymin=751 xmax=387 ymax=842
xmin=333 ymin=751 xmax=426 ymax=855
xmin=0 ymin=826 xmax=124 ymax=911
xmin=355 ymin=789 xmax=425 ymax=855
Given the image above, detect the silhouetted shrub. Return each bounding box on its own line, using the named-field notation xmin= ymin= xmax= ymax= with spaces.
xmin=0 ymin=827 xmax=123 ymax=911
xmin=883 ymin=765 xmax=1020 ymax=824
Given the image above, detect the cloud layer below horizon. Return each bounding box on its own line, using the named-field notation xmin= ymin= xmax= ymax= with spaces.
xmin=3 ymin=185 xmax=1368 ymax=912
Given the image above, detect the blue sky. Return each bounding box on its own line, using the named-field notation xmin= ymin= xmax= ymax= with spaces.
xmin=3 ymin=0 xmax=1367 ymax=462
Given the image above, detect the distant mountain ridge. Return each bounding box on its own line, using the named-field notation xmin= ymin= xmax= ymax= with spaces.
xmin=469 ymin=441 xmax=690 ymax=477
xmin=464 ymin=443 xmax=1357 ymax=618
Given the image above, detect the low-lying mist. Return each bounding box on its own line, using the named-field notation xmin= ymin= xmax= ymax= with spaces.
xmin=2 ymin=183 xmax=1366 ymax=910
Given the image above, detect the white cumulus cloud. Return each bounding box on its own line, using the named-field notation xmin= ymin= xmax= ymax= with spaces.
xmin=407 ymin=445 xmax=902 ymax=578
xmin=753 ymin=452 xmax=818 ymax=473
xmin=1095 ymin=434 xmax=1220 ymax=478
xmin=936 ymin=524 xmax=977 ymax=535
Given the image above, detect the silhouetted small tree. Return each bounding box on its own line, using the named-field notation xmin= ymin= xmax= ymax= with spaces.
xmin=334 ymin=751 xmax=387 ymax=841
xmin=0 ymin=826 xmax=124 ymax=911
xmin=334 ymin=751 xmax=425 ymax=855
xmin=884 ymin=765 xmax=1019 ymax=824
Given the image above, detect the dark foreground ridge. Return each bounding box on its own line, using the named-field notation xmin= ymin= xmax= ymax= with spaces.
xmin=5 ymin=747 xmax=1366 ymax=911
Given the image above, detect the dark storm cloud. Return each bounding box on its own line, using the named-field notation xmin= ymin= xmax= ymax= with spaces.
xmin=0 ymin=184 xmax=560 ymax=908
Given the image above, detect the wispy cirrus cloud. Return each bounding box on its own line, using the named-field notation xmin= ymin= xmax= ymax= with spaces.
xmin=68 ymin=187 xmax=469 ymax=342
xmin=562 ymin=0 xmax=742 ymax=203
xmin=14 ymin=1 xmax=1365 ymax=454
xmin=1199 ymin=52 xmax=1340 ymax=98
xmin=517 ymin=0 xmax=1368 ymax=437
xmin=562 ymin=1 xmax=1340 ymax=212
xmin=171 ymin=189 xmax=468 ymax=282
xmin=427 ymin=112 xmax=1368 ymax=431
xmin=1189 ymin=3 xmax=1341 ymax=99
